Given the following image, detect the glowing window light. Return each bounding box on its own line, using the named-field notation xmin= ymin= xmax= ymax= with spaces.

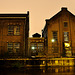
xmin=65 ymin=43 xmax=70 ymax=47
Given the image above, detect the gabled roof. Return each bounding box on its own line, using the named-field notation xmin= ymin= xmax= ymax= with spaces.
xmin=43 ymin=7 xmax=75 ymax=32
xmin=46 ymin=7 xmax=75 ymax=22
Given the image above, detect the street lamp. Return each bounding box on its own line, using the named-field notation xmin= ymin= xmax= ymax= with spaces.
xmin=51 ymin=39 xmax=55 ymax=43
xmin=31 ymin=46 xmax=35 ymax=50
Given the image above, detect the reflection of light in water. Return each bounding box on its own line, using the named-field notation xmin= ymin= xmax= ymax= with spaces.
xmin=43 ymin=70 xmax=45 ymax=73
xmin=55 ymin=68 xmax=58 ymax=73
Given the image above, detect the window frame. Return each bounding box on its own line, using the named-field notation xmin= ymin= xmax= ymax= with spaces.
xmin=64 ymin=21 xmax=68 ymax=28
xmin=63 ymin=32 xmax=69 ymax=42
xmin=7 ymin=42 xmax=20 ymax=53
xmin=52 ymin=31 xmax=58 ymax=42
xmin=8 ymin=25 xmax=20 ymax=36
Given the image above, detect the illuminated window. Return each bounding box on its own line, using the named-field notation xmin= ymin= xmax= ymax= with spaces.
xmin=52 ymin=31 xmax=58 ymax=41
xmin=64 ymin=22 xmax=68 ymax=27
xmin=64 ymin=32 xmax=69 ymax=41
xmin=14 ymin=26 xmax=20 ymax=35
xmin=8 ymin=25 xmax=20 ymax=35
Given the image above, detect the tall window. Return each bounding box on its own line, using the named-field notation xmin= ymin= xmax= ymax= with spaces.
xmin=64 ymin=22 xmax=68 ymax=27
xmin=14 ymin=26 xmax=20 ymax=35
xmin=52 ymin=31 xmax=58 ymax=41
xmin=7 ymin=43 xmax=20 ymax=53
xmin=7 ymin=43 xmax=13 ymax=53
xmin=14 ymin=43 xmax=20 ymax=53
xmin=8 ymin=26 xmax=13 ymax=35
xmin=8 ymin=25 xmax=20 ymax=35
xmin=64 ymin=32 xmax=69 ymax=41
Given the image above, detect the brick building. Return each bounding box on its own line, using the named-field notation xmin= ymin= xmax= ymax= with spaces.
xmin=42 ymin=7 xmax=75 ymax=57
xmin=0 ymin=12 xmax=29 ymax=58
xmin=29 ymin=33 xmax=45 ymax=57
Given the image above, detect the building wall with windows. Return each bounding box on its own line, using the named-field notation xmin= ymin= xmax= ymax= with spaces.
xmin=42 ymin=7 xmax=75 ymax=57
xmin=0 ymin=12 xmax=29 ymax=58
xmin=29 ymin=36 xmax=45 ymax=57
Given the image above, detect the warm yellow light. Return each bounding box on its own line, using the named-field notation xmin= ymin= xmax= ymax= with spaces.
xmin=65 ymin=43 xmax=70 ymax=47
xmin=51 ymin=39 xmax=55 ymax=42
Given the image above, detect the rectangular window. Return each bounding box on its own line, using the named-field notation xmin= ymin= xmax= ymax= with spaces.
xmin=31 ymin=43 xmax=37 ymax=50
xmin=14 ymin=43 xmax=20 ymax=53
xmin=8 ymin=26 xmax=13 ymax=35
xmin=14 ymin=26 xmax=20 ymax=35
xmin=7 ymin=43 xmax=13 ymax=53
xmin=64 ymin=22 xmax=68 ymax=27
xmin=64 ymin=32 xmax=69 ymax=41
xmin=8 ymin=25 xmax=20 ymax=35
xmin=7 ymin=42 xmax=20 ymax=53
xmin=52 ymin=31 xmax=58 ymax=41
xmin=38 ymin=43 xmax=43 ymax=49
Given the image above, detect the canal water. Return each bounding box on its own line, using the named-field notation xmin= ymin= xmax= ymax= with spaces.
xmin=0 ymin=67 xmax=75 ymax=75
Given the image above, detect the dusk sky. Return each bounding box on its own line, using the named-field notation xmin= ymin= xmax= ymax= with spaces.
xmin=0 ymin=0 xmax=75 ymax=37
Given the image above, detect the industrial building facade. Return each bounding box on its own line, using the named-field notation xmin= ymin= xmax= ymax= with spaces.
xmin=42 ymin=7 xmax=75 ymax=58
xmin=0 ymin=12 xmax=29 ymax=58
xmin=0 ymin=7 xmax=75 ymax=59
xmin=29 ymin=33 xmax=45 ymax=57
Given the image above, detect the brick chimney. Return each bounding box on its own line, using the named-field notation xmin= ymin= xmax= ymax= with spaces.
xmin=61 ymin=7 xmax=67 ymax=11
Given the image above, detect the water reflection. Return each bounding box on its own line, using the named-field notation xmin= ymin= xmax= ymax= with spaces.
xmin=0 ymin=67 xmax=75 ymax=75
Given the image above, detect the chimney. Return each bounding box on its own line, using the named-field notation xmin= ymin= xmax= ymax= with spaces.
xmin=61 ymin=7 xmax=67 ymax=11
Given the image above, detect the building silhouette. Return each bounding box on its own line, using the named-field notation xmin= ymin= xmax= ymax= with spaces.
xmin=42 ymin=7 xmax=75 ymax=57
xmin=0 ymin=12 xmax=29 ymax=58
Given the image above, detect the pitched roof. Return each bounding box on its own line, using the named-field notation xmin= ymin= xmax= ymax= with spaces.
xmin=43 ymin=7 xmax=75 ymax=32
xmin=46 ymin=7 xmax=75 ymax=22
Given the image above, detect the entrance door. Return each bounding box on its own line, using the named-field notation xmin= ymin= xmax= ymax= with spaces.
xmin=63 ymin=42 xmax=72 ymax=57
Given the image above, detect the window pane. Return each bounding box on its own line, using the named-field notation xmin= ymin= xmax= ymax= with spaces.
xmin=14 ymin=26 xmax=20 ymax=35
xmin=8 ymin=26 xmax=13 ymax=35
xmin=64 ymin=32 xmax=69 ymax=41
xmin=64 ymin=22 xmax=68 ymax=27
xmin=52 ymin=31 xmax=58 ymax=41
xmin=14 ymin=43 xmax=20 ymax=53
xmin=38 ymin=43 xmax=43 ymax=49
xmin=7 ymin=43 xmax=13 ymax=53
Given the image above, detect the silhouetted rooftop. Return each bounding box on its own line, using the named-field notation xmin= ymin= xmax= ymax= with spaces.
xmin=0 ymin=11 xmax=29 ymax=17
xmin=32 ymin=33 xmax=41 ymax=37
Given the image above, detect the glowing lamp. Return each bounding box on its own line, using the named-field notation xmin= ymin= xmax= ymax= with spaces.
xmin=51 ymin=39 xmax=55 ymax=42
xmin=32 ymin=47 xmax=35 ymax=50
